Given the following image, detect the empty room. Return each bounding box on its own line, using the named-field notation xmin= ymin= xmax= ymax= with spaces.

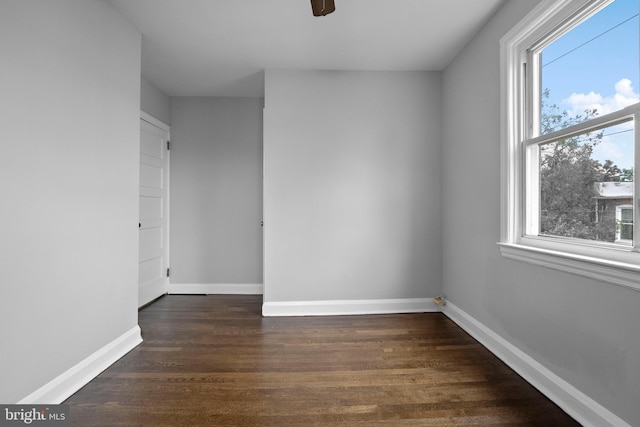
xmin=1 ymin=0 xmax=639 ymax=426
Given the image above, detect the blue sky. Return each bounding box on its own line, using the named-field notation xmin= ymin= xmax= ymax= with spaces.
xmin=541 ymin=0 xmax=639 ymax=170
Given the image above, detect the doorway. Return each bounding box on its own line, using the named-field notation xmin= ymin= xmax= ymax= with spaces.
xmin=138 ymin=112 xmax=170 ymax=307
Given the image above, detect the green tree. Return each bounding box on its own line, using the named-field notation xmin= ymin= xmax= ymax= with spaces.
xmin=621 ymin=167 xmax=634 ymax=182
xmin=539 ymin=90 xmax=605 ymax=240
xmin=534 ymin=89 xmax=634 ymax=242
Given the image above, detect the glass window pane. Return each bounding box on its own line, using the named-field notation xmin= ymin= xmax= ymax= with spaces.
xmin=539 ymin=121 xmax=634 ymax=245
xmin=540 ymin=0 xmax=639 ymax=135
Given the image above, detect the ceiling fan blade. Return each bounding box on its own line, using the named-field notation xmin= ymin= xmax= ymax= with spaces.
xmin=310 ymin=0 xmax=336 ymax=16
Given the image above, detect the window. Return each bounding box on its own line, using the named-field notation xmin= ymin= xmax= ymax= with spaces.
xmin=499 ymin=0 xmax=640 ymax=290
xmin=617 ymin=204 xmax=634 ymax=243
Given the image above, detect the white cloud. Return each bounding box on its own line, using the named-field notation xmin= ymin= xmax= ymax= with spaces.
xmin=563 ymin=78 xmax=639 ymax=117
xmin=562 ymin=79 xmax=637 ymax=170
xmin=615 ymin=78 xmax=637 ymax=99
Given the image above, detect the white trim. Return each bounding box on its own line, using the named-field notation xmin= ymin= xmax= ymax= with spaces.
xmin=140 ymin=110 xmax=170 ymax=132
xmin=262 ymin=298 xmax=437 ymax=317
xmin=615 ymin=204 xmax=633 ymax=244
xmin=167 ymin=283 xmax=264 ymax=295
xmin=500 ymin=0 xmax=598 ymax=243
xmin=17 ymin=326 xmax=142 ymax=404
xmin=441 ymin=302 xmax=632 ymax=427
xmin=499 ymin=0 xmax=640 ymax=288
xmin=498 ymin=243 xmax=640 ymax=292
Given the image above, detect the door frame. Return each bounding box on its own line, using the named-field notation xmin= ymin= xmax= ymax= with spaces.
xmin=139 ymin=110 xmax=170 ymax=307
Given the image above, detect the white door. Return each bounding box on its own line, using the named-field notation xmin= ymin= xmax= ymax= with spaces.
xmin=139 ymin=116 xmax=170 ymax=307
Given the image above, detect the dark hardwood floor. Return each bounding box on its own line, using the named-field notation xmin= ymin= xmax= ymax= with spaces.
xmin=65 ymin=295 xmax=580 ymax=426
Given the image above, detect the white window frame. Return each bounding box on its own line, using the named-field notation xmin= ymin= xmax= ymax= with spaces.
xmin=498 ymin=0 xmax=640 ymax=291
xmin=616 ymin=204 xmax=634 ymax=244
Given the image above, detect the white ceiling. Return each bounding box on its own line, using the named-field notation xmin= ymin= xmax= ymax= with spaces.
xmin=109 ymin=0 xmax=506 ymax=97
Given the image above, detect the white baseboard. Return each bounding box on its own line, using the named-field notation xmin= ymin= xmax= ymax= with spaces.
xmin=17 ymin=325 xmax=142 ymax=404
xmin=442 ymin=302 xmax=632 ymax=427
xmin=262 ymin=298 xmax=437 ymax=317
xmin=167 ymin=283 xmax=263 ymax=295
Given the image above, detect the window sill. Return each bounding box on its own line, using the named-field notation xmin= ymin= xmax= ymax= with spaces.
xmin=497 ymin=241 xmax=640 ymax=292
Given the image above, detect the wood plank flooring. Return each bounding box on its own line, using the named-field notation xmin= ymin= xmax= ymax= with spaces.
xmin=65 ymin=295 xmax=580 ymax=426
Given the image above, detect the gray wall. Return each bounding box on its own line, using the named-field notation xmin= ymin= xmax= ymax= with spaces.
xmin=0 ymin=0 xmax=141 ymax=402
xmin=263 ymin=70 xmax=442 ymax=302
xmin=442 ymin=0 xmax=640 ymax=424
xmin=141 ymin=76 xmax=171 ymax=125
xmin=170 ymin=97 xmax=264 ymax=284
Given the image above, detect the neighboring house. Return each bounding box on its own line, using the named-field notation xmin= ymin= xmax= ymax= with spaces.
xmin=594 ymin=181 xmax=634 ymax=244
